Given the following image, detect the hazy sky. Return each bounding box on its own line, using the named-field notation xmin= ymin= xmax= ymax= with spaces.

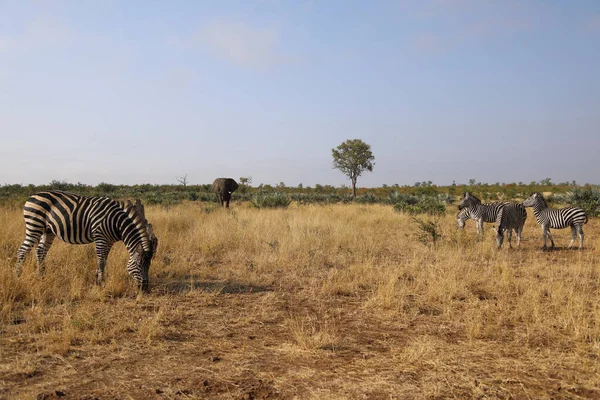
xmin=1 ymin=0 xmax=599 ymax=187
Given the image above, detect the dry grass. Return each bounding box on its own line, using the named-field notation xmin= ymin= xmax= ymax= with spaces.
xmin=0 ymin=201 xmax=599 ymax=399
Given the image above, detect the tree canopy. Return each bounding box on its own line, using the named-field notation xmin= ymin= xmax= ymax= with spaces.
xmin=332 ymin=139 xmax=375 ymax=197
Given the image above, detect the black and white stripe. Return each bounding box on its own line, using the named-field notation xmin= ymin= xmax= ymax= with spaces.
xmin=16 ymin=191 xmax=158 ymax=290
xmin=457 ymin=193 xmax=516 ymax=234
xmin=493 ymin=203 xmax=527 ymax=249
xmin=456 ymin=207 xmax=472 ymax=229
xmin=522 ymin=192 xmax=587 ymax=249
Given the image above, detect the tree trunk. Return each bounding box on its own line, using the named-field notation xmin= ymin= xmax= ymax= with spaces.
xmin=352 ymin=178 xmax=357 ymax=198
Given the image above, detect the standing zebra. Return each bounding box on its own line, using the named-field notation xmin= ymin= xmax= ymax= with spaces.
xmin=16 ymin=191 xmax=158 ymax=290
xmin=493 ymin=203 xmax=527 ymax=249
xmin=522 ymin=192 xmax=587 ymax=249
xmin=457 ymin=193 xmax=521 ymax=235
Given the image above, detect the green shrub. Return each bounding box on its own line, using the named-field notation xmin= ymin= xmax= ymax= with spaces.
xmin=353 ymin=193 xmax=379 ymax=204
xmin=436 ymin=193 xmax=455 ymax=204
xmin=388 ymin=191 xmax=419 ymax=205
xmin=291 ymin=193 xmax=339 ymax=204
xmin=252 ymin=192 xmax=292 ymax=208
xmin=568 ymin=186 xmax=600 ymax=217
xmin=393 ymin=195 xmax=446 ymax=215
xmin=412 ymin=217 xmax=442 ymax=246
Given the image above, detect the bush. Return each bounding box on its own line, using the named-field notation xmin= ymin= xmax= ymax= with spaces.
xmin=252 ymin=192 xmax=292 ymax=208
xmin=545 ymin=193 xmax=569 ymax=205
xmin=393 ymin=195 xmax=446 ymax=215
xmin=436 ymin=193 xmax=455 ymax=204
xmin=568 ymin=186 xmax=600 ymax=217
xmin=412 ymin=217 xmax=442 ymax=246
xmin=353 ymin=193 xmax=379 ymax=204
xmin=388 ymin=191 xmax=419 ymax=205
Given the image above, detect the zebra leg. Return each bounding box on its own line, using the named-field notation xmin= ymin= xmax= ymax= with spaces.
xmin=477 ymin=219 xmax=484 ymax=236
xmin=516 ymin=226 xmax=522 ymax=248
xmin=568 ymin=226 xmax=576 ymax=249
xmin=541 ymin=226 xmax=548 ymax=249
xmin=495 ymin=227 xmax=503 ymax=249
xmin=507 ymin=229 xmax=513 ymax=248
xmin=94 ymin=239 xmax=113 ymax=284
xmin=35 ymin=232 xmax=56 ymax=275
xmin=546 ymin=229 xmax=555 ymax=249
xmin=15 ymin=228 xmax=43 ymax=276
xmin=577 ymin=225 xmax=584 ymax=250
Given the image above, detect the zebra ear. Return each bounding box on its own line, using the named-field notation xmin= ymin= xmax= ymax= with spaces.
xmin=146 ymin=223 xmax=158 ymax=255
xmin=124 ymin=199 xmax=133 ymax=210
xmin=134 ymin=199 xmax=146 ymax=221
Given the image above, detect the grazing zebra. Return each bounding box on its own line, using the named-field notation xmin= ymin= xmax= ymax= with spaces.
xmin=522 ymin=192 xmax=587 ymax=249
xmin=457 ymin=193 xmax=514 ymax=234
xmin=16 ymin=191 xmax=158 ymax=290
xmin=456 ymin=208 xmax=471 ymax=229
xmin=493 ymin=203 xmax=527 ymax=249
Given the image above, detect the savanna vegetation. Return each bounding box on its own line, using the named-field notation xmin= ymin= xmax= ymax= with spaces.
xmin=1 ymin=195 xmax=599 ymax=398
xmin=1 ymin=178 xmax=599 ymax=215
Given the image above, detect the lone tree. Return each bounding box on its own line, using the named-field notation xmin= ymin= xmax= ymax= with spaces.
xmin=176 ymin=174 xmax=188 ymax=187
xmin=332 ymin=139 xmax=375 ymax=198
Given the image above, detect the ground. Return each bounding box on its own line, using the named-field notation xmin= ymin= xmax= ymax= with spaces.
xmin=0 ymin=202 xmax=599 ymax=399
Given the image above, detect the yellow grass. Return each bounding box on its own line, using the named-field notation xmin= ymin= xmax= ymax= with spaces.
xmin=1 ymin=201 xmax=599 ymax=399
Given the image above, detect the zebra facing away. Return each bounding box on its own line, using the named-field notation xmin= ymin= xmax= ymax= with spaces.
xmin=457 ymin=193 xmax=524 ymax=235
xmin=522 ymin=192 xmax=587 ymax=250
xmin=493 ymin=203 xmax=527 ymax=249
xmin=16 ymin=191 xmax=158 ymax=290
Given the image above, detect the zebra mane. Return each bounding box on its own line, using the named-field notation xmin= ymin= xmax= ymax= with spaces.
xmin=464 ymin=192 xmax=482 ymax=204
xmin=532 ymin=192 xmax=547 ymax=207
xmin=122 ymin=199 xmax=154 ymax=254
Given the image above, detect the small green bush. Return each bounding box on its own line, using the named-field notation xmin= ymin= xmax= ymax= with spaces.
xmin=568 ymin=186 xmax=600 ymax=217
xmin=436 ymin=193 xmax=455 ymax=204
xmin=393 ymin=195 xmax=446 ymax=215
xmin=353 ymin=193 xmax=379 ymax=204
xmin=252 ymin=192 xmax=292 ymax=208
xmin=412 ymin=217 xmax=442 ymax=246
xmin=388 ymin=191 xmax=419 ymax=205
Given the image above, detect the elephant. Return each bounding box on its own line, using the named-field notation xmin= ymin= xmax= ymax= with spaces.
xmin=212 ymin=178 xmax=239 ymax=208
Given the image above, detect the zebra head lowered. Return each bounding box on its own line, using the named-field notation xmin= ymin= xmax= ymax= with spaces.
xmin=456 ymin=208 xmax=469 ymax=229
xmin=124 ymin=199 xmax=158 ymax=291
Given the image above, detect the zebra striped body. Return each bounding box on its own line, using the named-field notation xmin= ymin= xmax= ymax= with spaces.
xmin=522 ymin=192 xmax=587 ymax=249
xmin=16 ymin=191 xmax=157 ymax=289
xmin=456 ymin=202 xmax=526 ymax=231
xmin=458 ymin=193 xmax=519 ymax=235
xmin=494 ymin=203 xmax=527 ymax=249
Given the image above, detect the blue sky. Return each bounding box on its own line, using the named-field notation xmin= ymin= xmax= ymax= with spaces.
xmin=1 ymin=0 xmax=599 ymax=187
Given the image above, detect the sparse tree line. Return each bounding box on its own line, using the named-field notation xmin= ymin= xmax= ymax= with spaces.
xmin=1 ymin=138 xmax=599 ymax=216
xmin=1 ymin=179 xmax=599 ymax=216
